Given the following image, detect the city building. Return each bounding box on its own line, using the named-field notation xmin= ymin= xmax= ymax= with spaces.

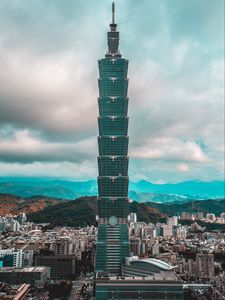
xmin=9 ymin=220 xmax=20 ymax=232
xmin=95 ymin=275 xmax=184 ymax=300
xmin=0 ymin=217 xmax=21 ymax=233
xmin=130 ymin=238 xmax=141 ymax=256
xmin=167 ymin=217 xmax=178 ymax=227
xmin=162 ymin=224 xmax=173 ymax=238
xmin=0 ymin=267 xmax=49 ymax=288
xmin=206 ymin=213 xmax=216 ymax=222
xmin=0 ymin=249 xmax=23 ymax=268
xmin=129 ymin=213 xmax=137 ymax=223
xmin=17 ymin=212 xmax=27 ymax=225
xmin=176 ymin=225 xmax=187 ymax=239
xmin=35 ymin=254 xmax=76 ymax=280
xmin=196 ymin=212 xmax=204 ymax=220
xmin=0 ymin=283 xmax=30 ymax=300
xmin=220 ymin=212 xmax=225 ymax=219
xmin=23 ymin=249 xmax=33 ymax=267
xmin=122 ymin=256 xmax=176 ymax=277
xmin=196 ymin=253 xmax=215 ymax=278
xmin=95 ymin=1 xmax=130 ymax=275
xmin=191 ymin=222 xmax=204 ymax=232
xmin=0 ymin=221 xmax=6 ymax=233
xmin=151 ymin=242 xmax=159 ymax=256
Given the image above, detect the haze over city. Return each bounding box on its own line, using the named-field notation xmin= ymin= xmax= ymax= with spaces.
xmin=0 ymin=0 xmax=224 ymax=183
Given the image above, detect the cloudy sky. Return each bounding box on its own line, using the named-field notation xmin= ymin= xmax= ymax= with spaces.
xmin=0 ymin=0 xmax=224 ymax=183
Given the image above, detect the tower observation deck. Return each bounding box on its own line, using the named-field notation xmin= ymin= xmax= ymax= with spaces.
xmin=95 ymin=2 xmax=130 ymax=275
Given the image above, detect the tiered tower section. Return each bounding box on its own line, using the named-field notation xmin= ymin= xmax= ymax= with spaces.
xmin=95 ymin=3 xmax=130 ymax=275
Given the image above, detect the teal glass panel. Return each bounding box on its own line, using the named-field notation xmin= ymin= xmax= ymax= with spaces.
xmin=98 ymin=97 xmax=128 ymax=117
xmin=98 ymin=156 xmax=129 ymax=176
xmin=98 ymin=136 xmax=128 ymax=156
xmin=98 ymin=176 xmax=129 ymax=197
xmin=98 ymin=116 xmax=128 ymax=136
xmin=98 ymin=197 xmax=129 ymax=218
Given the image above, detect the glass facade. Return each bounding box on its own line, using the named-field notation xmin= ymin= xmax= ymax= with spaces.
xmin=96 ymin=283 xmax=184 ymax=300
xmin=95 ymin=7 xmax=130 ymax=275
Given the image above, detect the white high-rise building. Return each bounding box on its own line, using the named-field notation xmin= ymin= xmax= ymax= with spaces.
xmin=220 ymin=212 xmax=225 ymax=219
xmin=167 ymin=217 xmax=178 ymax=227
xmin=206 ymin=213 xmax=216 ymax=222
xmin=0 ymin=249 xmax=23 ymax=267
xmin=176 ymin=226 xmax=187 ymax=239
xmin=151 ymin=243 xmax=159 ymax=256
xmin=162 ymin=225 xmax=173 ymax=238
xmin=9 ymin=220 xmax=20 ymax=232
xmin=129 ymin=213 xmax=137 ymax=223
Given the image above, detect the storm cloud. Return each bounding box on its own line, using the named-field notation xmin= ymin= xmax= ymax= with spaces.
xmin=0 ymin=0 xmax=224 ymax=182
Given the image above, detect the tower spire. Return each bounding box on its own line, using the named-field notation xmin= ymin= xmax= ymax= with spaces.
xmin=107 ymin=2 xmax=120 ymax=55
xmin=112 ymin=2 xmax=115 ymax=24
xmin=110 ymin=2 xmax=117 ymax=32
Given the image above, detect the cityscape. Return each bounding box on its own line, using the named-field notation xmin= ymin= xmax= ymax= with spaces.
xmin=0 ymin=1 xmax=224 ymax=300
xmin=0 ymin=209 xmax=225 ymax=299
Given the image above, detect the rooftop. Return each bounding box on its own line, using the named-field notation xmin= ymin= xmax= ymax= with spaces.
xmin=0 ymin=266 xmax=48 ymax=273
xmin=140 ymin=258 xmax=174 ymax=271
xmin=126 ymin=256 xmax=174 ymax=271
xmin=96 ymin=270 xmax=181 ymax=283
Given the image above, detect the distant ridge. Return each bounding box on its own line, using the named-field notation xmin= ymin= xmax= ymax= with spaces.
xmin=0 ymin=194 xmax=224 ymax=227
xmin=145 ymin=199 xmax=225 ymax=216
xmin=0 ymin=177 xmax=224 ymax=202
xmin=0 ymin=193 xmax=62 ymax=216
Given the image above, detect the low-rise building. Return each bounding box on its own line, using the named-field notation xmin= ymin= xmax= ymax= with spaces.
xmin=0 ymin=267 xmax=50 ymax=288
xmin=35 ymin=254 xmax=76 ymax=280
xmin=0 ymin=283 xmax=30 ymax=300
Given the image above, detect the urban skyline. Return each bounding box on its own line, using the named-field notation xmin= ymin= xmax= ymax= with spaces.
xmin=0 ymin=2 xmax=224 ymax=299
xmin=0 ymin=0 xmax=224 ymax=183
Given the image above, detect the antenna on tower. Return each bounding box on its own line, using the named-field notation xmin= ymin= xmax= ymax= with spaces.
xmin=109 ymin=2 xmax=117 ymax=32
xmin=112 ymin=2 xmax=115 ymax=24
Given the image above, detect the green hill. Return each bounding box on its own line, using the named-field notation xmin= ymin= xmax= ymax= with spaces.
xmin=27 ymin=196 xmax=164 ymax=226
xmin=28 ymin=197 xmax=224 ymax=227
xmin=145 ymin=199 xmax=225 ymax=216
xmin=0 ymin=194 xmax=223 ymax=227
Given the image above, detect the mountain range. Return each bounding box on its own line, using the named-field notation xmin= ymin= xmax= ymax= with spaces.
xmin=0 ymin=194 xmax=164 ymax=226
xmin=0 ymin=177 xmax=224 ymax=203
xmin=0 ymin=194 xmax=224 ymax=228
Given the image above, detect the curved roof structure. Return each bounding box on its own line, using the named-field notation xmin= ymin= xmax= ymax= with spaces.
xmin=140 ymin=258 xmax=174 ymax=271
xmin=124 ymin=256 xmax=175 ymax=276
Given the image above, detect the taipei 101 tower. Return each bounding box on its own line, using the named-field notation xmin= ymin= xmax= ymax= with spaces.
xmin=95 ymin=2 xmax=130 ymax=275
xmin=94 ymin=4 xmax=185 ymax=300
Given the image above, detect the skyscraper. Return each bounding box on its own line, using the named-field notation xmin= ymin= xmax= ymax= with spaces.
xmin=94 ymin=4 xmax=185 ymax=299
xmin=95 ymin=2 xmax=130 ymax=275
